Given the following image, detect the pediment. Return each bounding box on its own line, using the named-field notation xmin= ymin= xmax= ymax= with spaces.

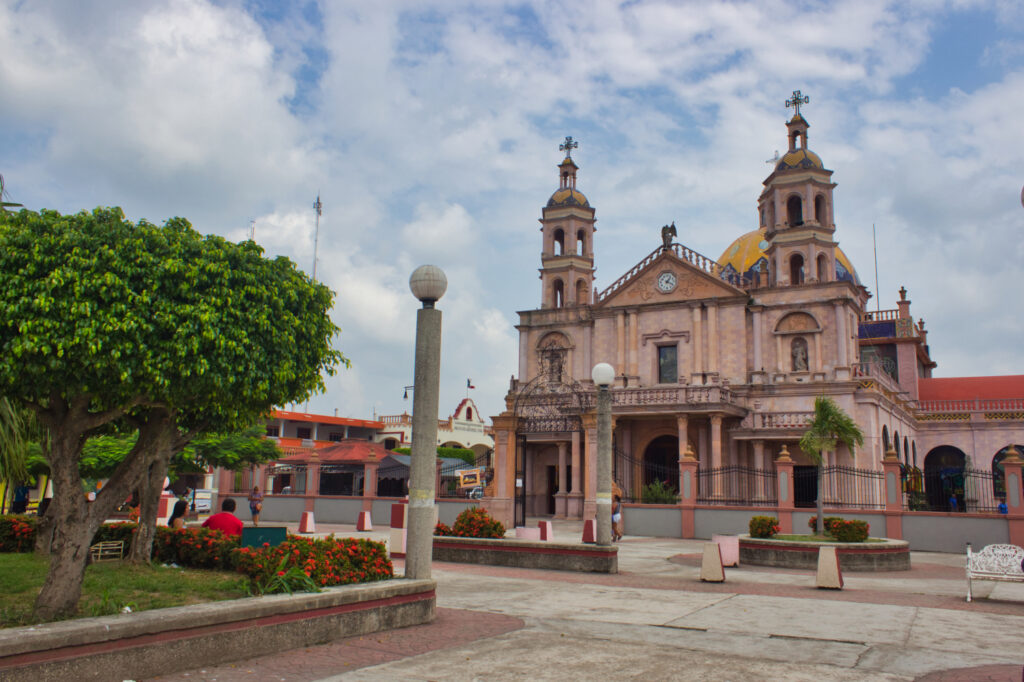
xmin=595 ymin=248 xmax=743 ymax=308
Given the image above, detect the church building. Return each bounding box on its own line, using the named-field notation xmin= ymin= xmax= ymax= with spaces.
xmin=484 ymin=93 xmax=1024 ymax=530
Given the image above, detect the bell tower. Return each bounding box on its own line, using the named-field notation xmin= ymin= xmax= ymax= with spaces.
xmin=539 ymin=136 xmax=596 ymax=308
xmin=759 ymin=91 xmax=839 ymax=286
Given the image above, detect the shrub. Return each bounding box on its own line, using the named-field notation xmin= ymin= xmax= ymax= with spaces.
xmin=807 ymin=516 xmax=844 ymax=535
xmin=94 ymin=522 xmax=138 ymax=545
xmin=451 ymin=507 xmax=505 ymax=538
xmin=153 ymin=526 xmax=239 ymax=569
xmin=231 ymin=536 xmax=392 ymax=593
xmin=641 ymin=480 xmax=678 ymax=504
xmin=829 ymin=519 xmax=869 ymax=542
xmin=749 ymin=515 xmax=780 ymax=538
xmin=0 ymin=515 xmax=37 ymax=552
xmin=434 ymin=522 xmax=454 ymax=536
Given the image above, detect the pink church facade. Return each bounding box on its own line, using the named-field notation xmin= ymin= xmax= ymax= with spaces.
xmin=484 ymin=97 xmax=1024 ymax=536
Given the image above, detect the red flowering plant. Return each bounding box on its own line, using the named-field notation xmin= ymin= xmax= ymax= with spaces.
xmin=434 ymin=522 xmax=454 ymax=536
xmin=0 ymin=515 xmax=38 ymax=552
xmin=153 ymin=526 xmax=239 ymax=569
xmin=807 ymin=516 xmax=869 ymax=542
xmin=231 ymin=536 xmax=393 ymax=594
xmin=748 ymin=515 xmax=781 ymax=538
xmin=449 ymin=507 xmax=506 ymax=539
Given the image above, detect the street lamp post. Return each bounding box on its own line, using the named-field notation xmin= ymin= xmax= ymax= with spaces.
xmin=592 ymin=362 xmax=615 ymax=547
xmin=406 ymin=265 xmax=447 ymax=580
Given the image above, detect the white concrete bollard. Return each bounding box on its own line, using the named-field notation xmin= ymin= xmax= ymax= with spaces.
xmin=816 ymin=545 xmax=844 ymax=589
xmin=700 ymin=542 xmax=725 ymax=582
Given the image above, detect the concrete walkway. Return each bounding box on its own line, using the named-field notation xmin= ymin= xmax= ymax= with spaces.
xmin=158 ymin=519 xmax=1024 ymax=681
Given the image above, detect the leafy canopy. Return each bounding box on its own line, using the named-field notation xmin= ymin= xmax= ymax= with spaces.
xmin=0 ymin=207 xmax=347 ymax=430
xmin=798 ymin=396 xmax=865 ymax=464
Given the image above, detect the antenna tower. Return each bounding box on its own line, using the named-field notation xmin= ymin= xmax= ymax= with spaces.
xmin=312 ymin=194 xmax=322 ymax=281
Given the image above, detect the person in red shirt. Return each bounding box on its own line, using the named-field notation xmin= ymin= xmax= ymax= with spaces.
xmin=201 ymin=498 xmax=244 ymax=536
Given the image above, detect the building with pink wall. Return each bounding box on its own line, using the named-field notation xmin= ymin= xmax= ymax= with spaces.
xmin=485 ymin=96 xmax=1024 ymax=528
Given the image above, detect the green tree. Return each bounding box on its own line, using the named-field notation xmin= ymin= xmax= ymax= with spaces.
xmin=0 ymin=207 xmax=346 ymax=620
xmin=798 ymin=396 xmax=864 ymax=535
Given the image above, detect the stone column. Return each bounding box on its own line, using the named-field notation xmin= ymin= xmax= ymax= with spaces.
xmin=616 ymin=312 xmax=626 ymax=378
xmin=362 ymin=455 xmax=379 ymax=512
xmin=691 ymin=305 xmax=703 ymax=379
xmin=582 ymin=414 xmax=598 ymax=519
xmin=678 ymin=443 xmax=698 ymax=539
xmin=628 ymin=309 xmax=639 ymax=379
xmin=834 ymin=302 xmax=847 ymax=369
xmin=555 ymin=441 xmax=568 ymax=517
xmin=882 ymin=445 xmax=904 ymax=540
xmin=752 ymin=439 xmax=766 ymax=500
xmin=707 ymin=303 xmax=719 ymax=374
xmin=569 ymin=429 xmax=583 ymax=517
xmin=774 ymin=445 xmax=795 ymax=534
xmin=676 ymin=415 xmax=689 ymax=462
xmin=1000 ymin=446 xmax=1023 ymax=547
xmin=710 ymin=415 xmax=723 ymax=497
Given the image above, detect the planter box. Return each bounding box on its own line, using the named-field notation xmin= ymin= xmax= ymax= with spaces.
xmin=0 ymin=579 xmax=435 ymax=681
xmin=433 ymin=536 xmax=617 ymax=573
xmin=739 ymin=535 xmax=910 ymax=571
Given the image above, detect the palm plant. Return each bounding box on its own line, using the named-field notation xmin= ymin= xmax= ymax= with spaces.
xmin=798 ymin=396 xmax=864 ymax=535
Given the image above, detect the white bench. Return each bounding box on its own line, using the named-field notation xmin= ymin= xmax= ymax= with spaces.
xmin=966 ymin=543 xmax=1024 ymax=602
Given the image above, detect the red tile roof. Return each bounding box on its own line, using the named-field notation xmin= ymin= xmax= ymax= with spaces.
xmin=271 ymin=409 xmax=383 ymax=429
xmin=918 ymin=376 xmax=1024 ymax=401
xmin=278 ymin=439 xmax=390 ymax=464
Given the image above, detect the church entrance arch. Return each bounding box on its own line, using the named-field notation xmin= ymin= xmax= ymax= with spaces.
xmin=641 ymin=435 xmax=679 ymax=497
xmin=924 ymin=446 xmax=966 ymax=512
xmin=512 ymin=339 xmax=587 ymax=526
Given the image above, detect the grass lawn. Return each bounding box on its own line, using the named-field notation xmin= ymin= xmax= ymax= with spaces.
xmin=0 ymin=553 xmax=248 ymax=627
xmin=772 ymin=534 xmax=886 ymax=543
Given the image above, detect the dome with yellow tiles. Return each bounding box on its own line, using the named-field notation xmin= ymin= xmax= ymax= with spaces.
xmin=775 ymin=148 xmax=823 ymax=171
xmin=717 ymin=228 xmax=860 ymax=285
xmin=547 ymin=187 xmax=590 ymax=208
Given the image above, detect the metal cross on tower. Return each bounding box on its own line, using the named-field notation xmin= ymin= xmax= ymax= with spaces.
xmin=786 ymin=90 xmax=810 ymax=116
xmin=559 ymin=136 xmax=578 ymax=158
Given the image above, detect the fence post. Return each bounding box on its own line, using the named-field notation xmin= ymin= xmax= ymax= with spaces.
xmin=882 ymin=444 xmax=904 ymax=540
xmin=1002 ymin=447 xmax=1024 ymax=547
xmin=679 ymin=444 xmax=698 ymax=539
xmin=774 ymin=445 xmax=794 ymax=534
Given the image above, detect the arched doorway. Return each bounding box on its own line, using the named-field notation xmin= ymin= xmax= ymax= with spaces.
xmin=642 ymin=435 xmax=679 ymax=498
xmin=924 ymin=446 xmax=967 ymax=512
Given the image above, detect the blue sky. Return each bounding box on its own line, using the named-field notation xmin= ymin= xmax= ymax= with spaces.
xmin=1 ymin=0 xmax=1022 ymax=422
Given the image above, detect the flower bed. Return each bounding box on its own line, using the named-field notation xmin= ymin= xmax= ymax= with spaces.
xmin=739 ymin=534 xmax=910 ymax=571
xmin=434 ymin=507 xmax=505 ymax=539
xmin=0 ymin=515 xmax=393 ymax=594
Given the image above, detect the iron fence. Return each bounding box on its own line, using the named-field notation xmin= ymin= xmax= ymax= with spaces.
xmin=914 ymin=466 xmax=1000 ymax=513
xmin=792 ymin=465 xmax=885 ymax=510
xmin=696 ymin=466 xmax=777 ymax=507
xmin=613 ymin=447 xmax=678 ymax=503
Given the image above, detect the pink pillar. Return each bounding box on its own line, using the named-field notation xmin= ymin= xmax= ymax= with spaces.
xmin=363 ymin=457 xmax=379 ymax=512
xmin=1002 ymin=451 xmax=1024 ymax=547
xmin=305 ymin=463 xmax=319 ymax=513
xmin=882 ymin=448 xmax=904 ymax=540
xmin=679 ymin=449 xmax=698 ymax=539
xmin=774 ymin=445 xmax=794 ymax=534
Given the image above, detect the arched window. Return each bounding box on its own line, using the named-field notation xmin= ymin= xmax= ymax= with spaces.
xmin=790 ymin=337 xmax=809 ymax=371
xmin=576 ymin=229 xmax=586 ymax=255
xmin=575 ymin=279 xmax=588 ymax=305
xmin=993 ymin=445 xmax=1023 ymax=500
xmin=894 ymin=432 xmax=901 ymax=459
xmin=767 ymin=203 xmax=775 ymax=227
xmin=903 ymin=437 xmax=909 ymax=465
xmin=924 ymin=446 xmax=966 ymax=512
xmin=787 ymin=195 xmax=803 ymax=225
xmin=553 ymin=279 xmax=564 ymax=308
xmin=553 ymin=229 xmax=565 ymax=256
xmin=817 ymin=254 xmax=828 ymax=282
xmin=912 ymin=442 xmax=917 ymax=468
xmin=789 ymin=253 xmax=804 ymax=285
xmin=882 ymin=426 xmax=889 ymax=451
xmin=815 ymin=195 xmax=826 ymax=224
xmin=466 ymin=407 xmax=473 ymax=420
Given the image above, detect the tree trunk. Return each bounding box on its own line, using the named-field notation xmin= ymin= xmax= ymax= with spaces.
xmin=129 ymin=416 xmax=176 ymax=563
xmin=32 ymin=408 xmax=161 ymax=621
xmin=815 ymin=458 xmax=825 ymax=535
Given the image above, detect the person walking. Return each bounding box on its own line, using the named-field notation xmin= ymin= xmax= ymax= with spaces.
xmin=612 ymin=495 xmax=624 ymax=542
xmin=248 ymin=485 xmax=263 ymax=527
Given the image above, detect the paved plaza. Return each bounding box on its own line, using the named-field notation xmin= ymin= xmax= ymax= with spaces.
xmin=157 ymin=520 xmax=1024 ymax=681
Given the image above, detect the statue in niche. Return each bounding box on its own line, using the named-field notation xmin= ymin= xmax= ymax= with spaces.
xmin=661 ymin=222 xmax=677 ymax=249
xmin=791 ymin=337 xmax=809 ymax=371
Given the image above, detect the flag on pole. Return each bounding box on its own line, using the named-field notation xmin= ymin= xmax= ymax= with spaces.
xmin=467 ymin=379 xmax=475 ymax=389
